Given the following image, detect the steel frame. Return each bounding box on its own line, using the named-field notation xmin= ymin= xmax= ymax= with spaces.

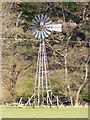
xmin=34 ymin=39 xmax=52 ymax=106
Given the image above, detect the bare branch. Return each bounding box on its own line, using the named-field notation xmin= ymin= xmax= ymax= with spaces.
xmin=46 ymin=41 xmax=65 ymax=57
xmin=54 ymin=61 xmax=64 ymax=67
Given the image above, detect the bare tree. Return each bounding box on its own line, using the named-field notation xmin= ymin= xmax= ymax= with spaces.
xmin=75 ymin=57 xmax=89 ymax=106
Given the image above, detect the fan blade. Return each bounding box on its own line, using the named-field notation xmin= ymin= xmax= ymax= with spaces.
xmin=45 ymin=21 xmax=52 ymax=25
xmin=33 ymin=30 xmax=38 ymax=36
xmin=38 ymin=31 xmax=42 ymax=39
xmin=35 ymin=16 xmax=39 ymax=23
xmin=42 ymin=31 xmax=45 ymax=39
xmin=38 ymin=14 xmax=40 ymax=22
xmin=43 ymin=30 xmax=48 ymax=38
xmin=45 ymin=17 xmax=50 ymax=23
xmin=45 ymin=29 xmax=51 ymax=35
xmin=44 ymin=15 xmax=47 ymax=22
xmin=35 ymin=30 xmax=39 ymax=38
xmin=41 ymin=14 xmax=44 ymax=22
xmin=32 ymin=19 xmax=38 ymax=24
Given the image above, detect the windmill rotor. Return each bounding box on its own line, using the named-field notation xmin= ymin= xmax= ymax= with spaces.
xmin=31 ymin=14 xmax=52 ymax=39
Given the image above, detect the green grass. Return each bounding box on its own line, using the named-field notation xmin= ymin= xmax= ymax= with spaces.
xmin=0 ymin=106 xmax=88 ymax=118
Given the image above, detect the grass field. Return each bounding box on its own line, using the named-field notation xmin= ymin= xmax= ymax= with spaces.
xmin=0 ymin=106 xmax=88 ymax=118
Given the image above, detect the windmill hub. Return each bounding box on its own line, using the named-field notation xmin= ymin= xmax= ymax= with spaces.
xmin=37 ymin=21 xmax=45 ymax=31
xmin=40 ymin=21 xmax=44 ymax=27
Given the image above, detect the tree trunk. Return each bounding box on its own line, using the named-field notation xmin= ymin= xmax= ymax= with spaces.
xmin=75 ymin=63 xmax=88 ymax=106
xmin=61 ymin=3 xmax=73 ymax=106
xmin=15 ymin=11 xmax=22 ymax=40
xmin=83 ymin=3 xmax=88 ymax=21
xmin=75 ymin=87 xmax=82 ymax=106
xmin=70 ymin=96 xmax=73 ymax=106
xmin=65 ymin=49 xmax=73 ymax=106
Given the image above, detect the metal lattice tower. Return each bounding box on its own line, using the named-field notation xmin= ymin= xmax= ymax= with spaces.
xmin=31 ymin=14 xmax=62 ymax=106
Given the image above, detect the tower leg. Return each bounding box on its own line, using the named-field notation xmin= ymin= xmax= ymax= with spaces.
xmin=42 ymin=40 xmax=44 ymax=104
xmin=43 ymin=40 xmax=48 ymax=105
xmin=38 ymin=39 xmax=41 ymax=106
xmin=34 ymin=39 xmax=41 ymax=105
